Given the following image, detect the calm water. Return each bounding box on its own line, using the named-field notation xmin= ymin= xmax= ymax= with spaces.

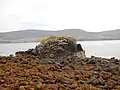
xmin=0 ymin=40 xmax=120 ymax=58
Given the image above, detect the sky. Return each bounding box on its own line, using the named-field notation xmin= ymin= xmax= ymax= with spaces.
xmin=0 ymin=0 xmax=120 ymax=32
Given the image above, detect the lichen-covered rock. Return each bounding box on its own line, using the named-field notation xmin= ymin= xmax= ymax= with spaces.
xmin=76 ymin=50 xmax=86 ymax=58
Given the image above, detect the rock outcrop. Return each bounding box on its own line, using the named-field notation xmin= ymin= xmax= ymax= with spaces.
xmin=16 ymin=36 xmax=86 ymax=58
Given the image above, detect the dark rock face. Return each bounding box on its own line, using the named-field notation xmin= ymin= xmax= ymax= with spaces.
xmin=77 ymin=44 xmax=83 ymax=52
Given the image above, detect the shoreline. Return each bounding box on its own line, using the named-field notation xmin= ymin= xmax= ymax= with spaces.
xmin=0 ymin=54 xmax=119 ymax=59
xmin=0 ymin=39 xmax=120 ymax=44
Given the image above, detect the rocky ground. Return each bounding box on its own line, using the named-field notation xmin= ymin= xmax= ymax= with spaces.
xmin=0 ymin=36 xmax=120 ymax=90
xmin=0 ymin=55 xmax=120 ymax=90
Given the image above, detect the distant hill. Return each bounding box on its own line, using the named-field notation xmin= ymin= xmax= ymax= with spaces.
xmin=0 ymin=29 xmax=120 ymax=43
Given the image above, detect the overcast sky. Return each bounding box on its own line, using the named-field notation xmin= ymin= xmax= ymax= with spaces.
xmin=0 ymin=0 xmax=120 ymax=32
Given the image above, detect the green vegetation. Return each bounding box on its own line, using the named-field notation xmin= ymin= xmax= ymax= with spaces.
xmin=40 ymin=36 xmax=76 ymax=45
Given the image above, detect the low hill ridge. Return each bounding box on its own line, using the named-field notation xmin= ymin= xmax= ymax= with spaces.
xmin=0 ymin=29 xmax=120 ymax=43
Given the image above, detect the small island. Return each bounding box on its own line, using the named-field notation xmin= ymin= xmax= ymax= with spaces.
xmin=0 ymin=36 xmax=120 ymax=90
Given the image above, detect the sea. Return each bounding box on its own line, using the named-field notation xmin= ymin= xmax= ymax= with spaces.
xmin=0 ymin=40 xmax=120 ymax=58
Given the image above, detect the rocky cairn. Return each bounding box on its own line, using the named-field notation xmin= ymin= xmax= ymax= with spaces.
xmin=16 ymin=36 xmax=86 ymax=58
